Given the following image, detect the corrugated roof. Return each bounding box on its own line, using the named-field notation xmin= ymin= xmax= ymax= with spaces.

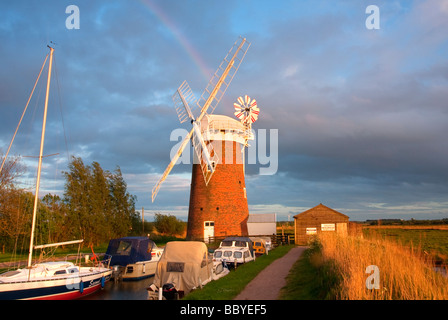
xmin=247 ymin=213 xmax=276 ymax=223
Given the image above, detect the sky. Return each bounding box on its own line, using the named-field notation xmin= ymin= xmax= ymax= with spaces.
xmin=1 ymin=0 xmax=448 ymax=222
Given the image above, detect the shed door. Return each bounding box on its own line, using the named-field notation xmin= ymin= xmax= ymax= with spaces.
xmin=204 ymin=221 xmax=215 ymax=243
xmin=337 ymin=223 xmax=347 ymax=236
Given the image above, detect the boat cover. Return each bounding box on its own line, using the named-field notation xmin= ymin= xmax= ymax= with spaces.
xmin=106 ymin=237 xmax=156 ymax=266
xmin=153 ymin=241 xmax=213 ymax=294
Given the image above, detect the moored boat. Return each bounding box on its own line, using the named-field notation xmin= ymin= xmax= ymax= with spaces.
xmin=0 ymin=260 xmax=112 ymax=300
xmin=213 ymin=236 xmax=256 ymax=267
xmin=106 ymin=236 xmax=163 ymax=281
xmin=148 ymin=241 xmax=228 ymax=300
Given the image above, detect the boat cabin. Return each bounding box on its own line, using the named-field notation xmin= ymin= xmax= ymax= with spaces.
xmin=106 ymin=237 xmax=158 ymax=266
xmin=0 ymin=262 xmax=80 ymax=283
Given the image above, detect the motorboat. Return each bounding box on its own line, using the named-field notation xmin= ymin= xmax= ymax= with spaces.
xmin=147 ymin=241 xmax=228 ymax=300
xmin=251 ymin=237 xmax=268 ymax=256
xmin=213 ymin=236 xmax=256 ymax=267
xmin=106 ymin=237 xmax=163 ymax=281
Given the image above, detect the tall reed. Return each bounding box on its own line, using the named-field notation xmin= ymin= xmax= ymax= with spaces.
xmin=316 ymin=233 xmax=448 ymax=299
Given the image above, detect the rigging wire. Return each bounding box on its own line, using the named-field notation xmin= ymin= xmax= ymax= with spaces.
xmin=52 ymin=52 xmax=71 ymax=165
xmin=0 ymin=53 xmax=49 ymax=175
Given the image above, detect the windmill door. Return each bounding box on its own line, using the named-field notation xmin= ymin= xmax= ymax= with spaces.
xmin=204 ymin=221 xmax=215 ymax=243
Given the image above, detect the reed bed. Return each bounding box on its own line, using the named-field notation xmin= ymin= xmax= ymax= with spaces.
xmin=315 ymin=233 xmax=448 ymax=299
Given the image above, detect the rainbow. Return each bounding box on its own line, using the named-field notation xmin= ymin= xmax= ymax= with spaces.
xmin=140 ymin=0 xmax=212 ymax=82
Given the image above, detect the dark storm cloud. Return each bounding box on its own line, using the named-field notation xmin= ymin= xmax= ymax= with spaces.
xmin=239 ymin=0 xmax=448 ymax=219
xmin=1 ymin=0 xmax=448 ymax=220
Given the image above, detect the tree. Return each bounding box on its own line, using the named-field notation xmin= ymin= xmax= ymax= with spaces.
xmin=108 ymin=166 xmax=138 ymax=238
xmin=153 ymin=213 xmax=185 ymax=236
xmin=41 ymin=194 xmax=69 ymax=244
xmin=90 ymin=161 xmax=111 ymax=241
xmin=0 ymin=155 xmax=29 ymax=252
xmin=63 ymin=156 xmax=92 ymax=242
xmin=0 ymin=154 xmax=25 ymax=190
xmin=62 ymin=156 xmax=138 ymax=245
xmin=0 ymin=155 xmax=139 ymax=251
xmin=0 ymin=190 xmax=33 ymax=252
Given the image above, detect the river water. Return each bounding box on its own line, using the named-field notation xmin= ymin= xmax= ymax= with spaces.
xmin=80 ymin=276 xmax=153 ymax=300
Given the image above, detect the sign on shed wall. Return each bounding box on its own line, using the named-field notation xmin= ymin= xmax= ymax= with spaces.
xmin=321 ymin=223 xmax=335 ymax=231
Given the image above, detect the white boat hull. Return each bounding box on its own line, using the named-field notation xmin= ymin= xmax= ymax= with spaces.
xmin=121 ymin=260 xmax=158 ymax=281
xmin=0 ymin=263 xmax=112 ymax=300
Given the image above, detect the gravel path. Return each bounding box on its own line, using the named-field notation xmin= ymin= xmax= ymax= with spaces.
xmin=234 ymin=246 xmax=306 ymax=300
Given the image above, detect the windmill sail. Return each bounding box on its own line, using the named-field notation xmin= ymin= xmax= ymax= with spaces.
xmin=174 ymin=81 xmax=219 ymax=181
xmin=234 ymin=95 xmax=260 ymax=125
xmin=151 ymin=36 xmax=251 ymax=202
xmin=173 ymin=80 xmax=196 ymax=124
xmin=191 ymin=121 xmax=218 ymax=185
xmin=151 ymin=128 xmax=194 ymax=202
xmin=196 ymin=37 xmax=251 ymax=117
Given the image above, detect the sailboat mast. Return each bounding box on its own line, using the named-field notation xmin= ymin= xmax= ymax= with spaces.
xmin=27 ymin=46 xmax=54 ymax=268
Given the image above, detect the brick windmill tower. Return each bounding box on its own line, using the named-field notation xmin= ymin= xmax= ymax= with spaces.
xmin=151 ymin=37 xmax=259 ymax=241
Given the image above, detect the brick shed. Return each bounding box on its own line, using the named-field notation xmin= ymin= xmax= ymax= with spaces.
xmin=294 ymin=203 xmax=349 ymax=245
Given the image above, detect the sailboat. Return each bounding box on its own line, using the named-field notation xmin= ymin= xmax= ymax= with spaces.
xmin=0 ymin=46 xmax=112 ymax=300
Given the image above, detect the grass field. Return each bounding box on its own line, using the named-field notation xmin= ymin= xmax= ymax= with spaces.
xmin=183 ymin=245 xmax=294 ymax=300
xmin=363 ymin=226 xmax=448 ymax=265
xmin=279 ymin=244 xmax=338 ymax=300
xmin=284 ymin=233 xmax=448 ymax=300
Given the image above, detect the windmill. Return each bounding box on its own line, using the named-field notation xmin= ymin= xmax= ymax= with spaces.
xmin=234 ymin=95 xmax=260 ymax=131
xmin=233 ymin=94 xmax=260 ymax=148
xmin=152 ymin=37 xmax=258 ymax=241
xmin=151 ymin=36 xmax=251 ymax=202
